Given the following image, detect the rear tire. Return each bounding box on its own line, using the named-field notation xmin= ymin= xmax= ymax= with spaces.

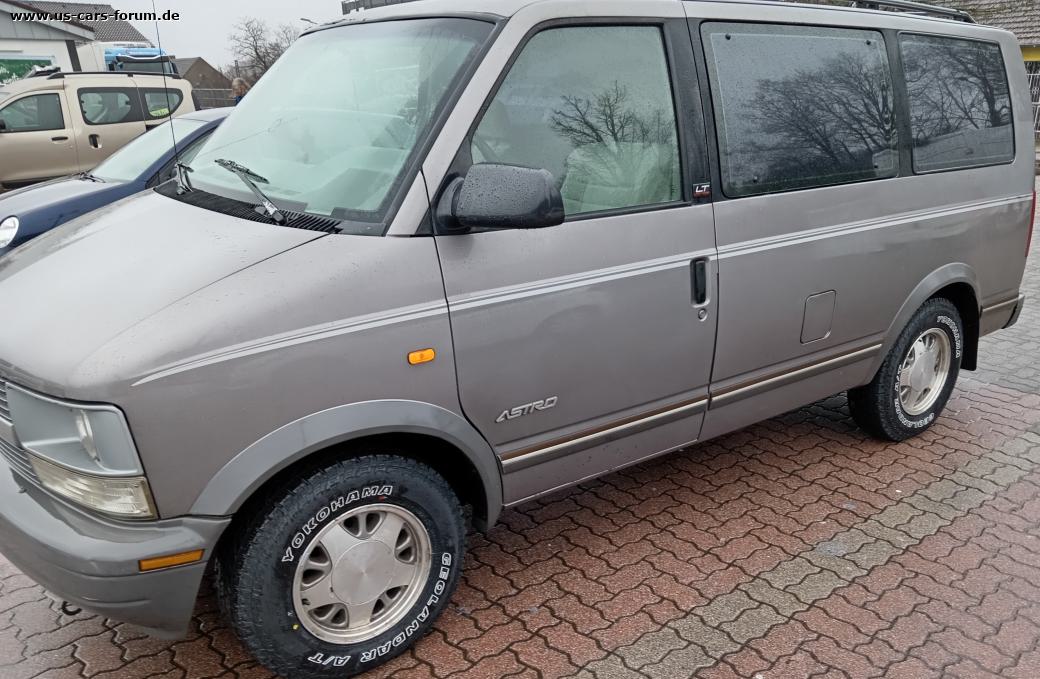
xmin=216 ymin=455 xmax=466 ymax=679
xmin=848 ymin=298 xmax=964 ymax=441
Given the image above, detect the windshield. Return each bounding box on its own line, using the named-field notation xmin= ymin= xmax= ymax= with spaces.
xmin=115 ymin=61 xmax=175 ymax=75
xmin=187 ymin=18 xmax=492 ymax=230
xmin=92 ymin=117 xmax=207 ymax=182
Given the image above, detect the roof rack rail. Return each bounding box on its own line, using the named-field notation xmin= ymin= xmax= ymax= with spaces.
xmin=26 ymin=66 xmax=62 ymax=78
xmin=848 ymin=0 xmax=975 ymax=23
xmin=46 ymin=71 xmax=182 ymax=80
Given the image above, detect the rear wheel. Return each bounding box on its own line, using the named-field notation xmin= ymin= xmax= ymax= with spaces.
xmin=217 ymin=455 xmax=466 ymax=679
xmin=848 ymin=298 xmax=964 ymax=441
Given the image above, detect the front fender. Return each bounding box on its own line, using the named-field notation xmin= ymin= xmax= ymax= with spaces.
xmin=189 ymin=399 xmax=503 ymax=527
xmin=867 ymin=262 xmax=980 ymax=376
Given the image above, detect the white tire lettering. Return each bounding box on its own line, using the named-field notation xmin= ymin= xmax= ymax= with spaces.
xmin=281 ymin=486 xmax=394 ymax=563
xmin=937 ymin=315 xmax=963 ymax=358
xmin=356 ymin=552 xmax=454 ymax=664
xmin=307 ymin=652 xmax=351 ymax=667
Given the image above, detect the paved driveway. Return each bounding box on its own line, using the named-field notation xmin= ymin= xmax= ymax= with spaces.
xmin=2 ymin=192 xmax=1039 ymax=679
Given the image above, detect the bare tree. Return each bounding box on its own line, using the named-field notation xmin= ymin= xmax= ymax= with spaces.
xmin=548 ymin=82 xmax=679 ymax=201
xmin=748 ymin=51 xmax=896 ymax=173
xmin=227 ymin=18 xmax=300 ymax=82
xmin=902 ymin=36 xmax=1010 ymax=140
xmin=550 ymin=82 xmax=674 ymax=148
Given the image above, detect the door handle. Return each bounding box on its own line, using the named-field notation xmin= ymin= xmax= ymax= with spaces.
xmin=50 ymin=136 xmax=69 ymax=142
xmin=691 ymin=258 xmax=709 ymax=306
xmin=89 ymin=134 xmax=101 ymax=149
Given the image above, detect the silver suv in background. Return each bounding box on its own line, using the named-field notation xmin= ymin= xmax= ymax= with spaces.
xmin=0 ymin=0 xmax=1032 ymax=677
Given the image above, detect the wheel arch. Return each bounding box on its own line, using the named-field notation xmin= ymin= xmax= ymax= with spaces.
xmin=870 ymin=263 xmax=981 ymax=377
xmin=190 ymin=400 xmax=503 ymax=531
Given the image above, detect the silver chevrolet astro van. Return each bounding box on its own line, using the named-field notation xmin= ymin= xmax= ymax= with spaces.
xmin=0 ymin=0 xmax=1032 ymax=676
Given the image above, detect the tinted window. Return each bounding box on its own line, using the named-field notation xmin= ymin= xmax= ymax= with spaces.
xmin=0 ymin=93 xmax=63 ymax=132
xmin=78 ymin=88 xmax=139 ymax=125
xmin=702 ymin=23 xmax=898 ymax=197
xmin=140 ymin=88 xmax=183 ymax=120
xmin=900 ymin=34 xmax=1013 ymax=172
xmin=472 ymin=26 xmax=681 ymax=217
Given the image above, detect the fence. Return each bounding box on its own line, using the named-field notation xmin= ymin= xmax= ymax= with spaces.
xmin=193 ymin=88 xmax=235 ymax=110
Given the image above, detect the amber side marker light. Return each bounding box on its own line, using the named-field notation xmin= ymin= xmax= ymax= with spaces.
xmin=408 ymin=348 xmax=436 ymax=365
xmin=139 ymin=549 xmax=205 ymax=572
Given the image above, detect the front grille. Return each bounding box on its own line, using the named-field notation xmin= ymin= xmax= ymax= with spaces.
xmin=0 ymin=381 xmax=10 ymax=421
xmin=0 ymin=380 xmax=40 ymax=487
xmin=0 ymin=437 xmax=39 ymax=487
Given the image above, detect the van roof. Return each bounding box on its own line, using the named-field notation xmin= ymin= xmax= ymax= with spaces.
xmin=316 ymin=0 xmax=998 ymax=32
xmin=2 ymin=72 xmax=187 ymax=97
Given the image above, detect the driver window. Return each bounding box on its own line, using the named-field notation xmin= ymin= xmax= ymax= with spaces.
xmin=0 ymin=94 xmax=64 ymax=132
xmin=471 ymin=25 xmax=681 ymax=217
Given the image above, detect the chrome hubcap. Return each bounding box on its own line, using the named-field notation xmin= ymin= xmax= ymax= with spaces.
xmin=292 ymin=504 xmax=431 ymax=644
xmin=898 ymin=328 xmax=951 ymax=416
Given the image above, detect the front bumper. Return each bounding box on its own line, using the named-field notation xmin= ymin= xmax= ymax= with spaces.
xmin=0 ymin=465 xmax=229 ymax=638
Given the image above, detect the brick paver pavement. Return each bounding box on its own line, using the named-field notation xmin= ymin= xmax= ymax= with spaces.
xmin=2 ymin=191 xmax=1039 ymax=679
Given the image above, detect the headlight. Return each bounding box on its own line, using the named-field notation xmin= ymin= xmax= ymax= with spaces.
xmin=7 ymin=385 xmax=156 ymax=519
xmin=0 ymin=216 xmax=18 ymax=248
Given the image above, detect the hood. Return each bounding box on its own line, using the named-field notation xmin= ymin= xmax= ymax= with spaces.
xmin=0 ymin=176 xmax=115 ymax=213
xmin=0 ymin=177 xmax=128 ymax=238
xmin=0 ymin=190 xmax=325 ymax=397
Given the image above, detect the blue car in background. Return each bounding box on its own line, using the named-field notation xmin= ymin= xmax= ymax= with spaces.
xmin=0 ymin=108 xmax=230 ymax=256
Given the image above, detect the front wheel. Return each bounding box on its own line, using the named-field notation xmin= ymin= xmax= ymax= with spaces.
xmin=217 ymin=455 xmax=466 ymax=679
xmin=848 ymin=298 xmax=964 ymax=441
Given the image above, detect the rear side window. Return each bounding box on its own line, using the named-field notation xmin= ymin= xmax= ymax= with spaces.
xmin=471 ymin=25 xmax=682 ymax=218
xmin=78 ymin=87 xmax=141 ymax=125
xmin=702 ymin=23 xmax=898 ymax=198
xmin=0 ymin=93 xmax=63 ymax=132
xmin=140 ymin=88 xmax=184 ymax=120
xmin=900 ymin=34 xmax=1013 ymax=172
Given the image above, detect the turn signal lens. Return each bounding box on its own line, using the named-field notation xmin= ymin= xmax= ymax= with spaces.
xmin=407 ymin=348 xmax=436 ymax=365
xmin=139 ymin=549 xmax=205 ymax=572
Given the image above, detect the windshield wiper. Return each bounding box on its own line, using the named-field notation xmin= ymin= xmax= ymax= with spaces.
xmin=214 ymin=159 xmax=288 ymax=226
xmin=78 ymin=171 xmax=102 ymax=182
xmin=175 ymin=162 xmax=194 ymax=194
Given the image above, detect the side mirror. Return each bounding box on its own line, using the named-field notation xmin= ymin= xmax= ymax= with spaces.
xmin=437 ymin=163 xmax=565 ymax=232
xmin=0 ymin=119 xmax=7 ymax=132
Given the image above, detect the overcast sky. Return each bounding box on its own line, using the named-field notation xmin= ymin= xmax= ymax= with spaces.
xmin=117 ymin=0 xmax=343 ymax=68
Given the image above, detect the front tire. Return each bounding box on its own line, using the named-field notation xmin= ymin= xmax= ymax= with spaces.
xmin=848 ymin=298 xmax=964 ymax=441
xmin=217 ymin=455 xmax=466 ymax=679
